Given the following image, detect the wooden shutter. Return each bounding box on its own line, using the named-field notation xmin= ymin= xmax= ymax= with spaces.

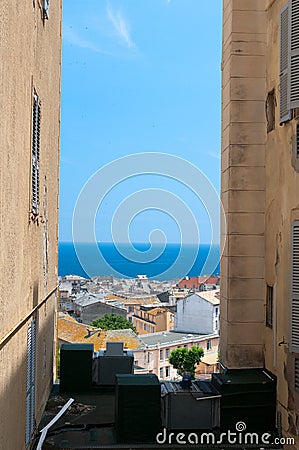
xmin=25 ymin=319 xmax=36 ymax=446
xmin=291 ymin=221 xmax=299 ymax=353
xmin=32 ymin=93 xmax=40 ymax=215
xmin=289 ymin=0 xmax=299 ymax=110
xmin=280 ymin=4 xmax=291 ymax=123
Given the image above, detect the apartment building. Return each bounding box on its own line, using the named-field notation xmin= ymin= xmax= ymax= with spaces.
xmin=131 ymin=305 xmax=174 ymax=334
xmin=175 ymin=289 xmax=220 ymax=335
xmin=0 ymin=2 xmax=62 ymax=449
xmin=133 ymin=331 xmax=219 ymax=380
xmin=222 ymin=0 xmax=299 ymax=445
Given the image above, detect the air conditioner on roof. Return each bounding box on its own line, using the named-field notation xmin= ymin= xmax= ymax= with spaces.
xmin=92 ymin=342 xmax=134 ymax=386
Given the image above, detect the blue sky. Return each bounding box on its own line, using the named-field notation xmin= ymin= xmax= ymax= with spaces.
xmin=60 ymin=0 xmax=222 ymax=244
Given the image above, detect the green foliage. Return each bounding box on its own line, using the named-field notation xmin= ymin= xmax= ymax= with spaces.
xmin=168 ymin=346 xmax=204 ymax=378
xmin=90 ymin=313 xmax=137 ymax=333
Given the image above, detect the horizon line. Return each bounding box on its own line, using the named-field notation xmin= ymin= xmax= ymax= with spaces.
xmin=58 ymin=241 xmax=220 ymax=245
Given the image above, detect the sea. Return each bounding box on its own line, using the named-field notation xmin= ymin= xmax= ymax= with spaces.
xmin=58 ymin=242 xmax=220 ymax=281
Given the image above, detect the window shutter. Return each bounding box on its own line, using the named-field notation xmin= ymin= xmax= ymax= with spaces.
xmin=43 ymin=0 xmax=49 ymax=20
xmin=25 ymin=319 xmax=36 ymax=446
xmin=280 ymin=4 xmax=291 ymax=123
xmin=289 ymin=0 xmax=299 ymax=110
xmin=32 ymin=93 xmax=40 ymax=215
xmin=291 ymin=221 xmax=299 ymax=353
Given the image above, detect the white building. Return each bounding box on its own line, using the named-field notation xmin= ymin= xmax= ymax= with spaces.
xmin=133 ymin=331 xmax=219 ymax=380
xmin=175 ymin=289 xmax=220 ymax=335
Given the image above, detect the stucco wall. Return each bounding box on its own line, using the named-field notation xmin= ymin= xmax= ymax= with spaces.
xmin=175 ymin=294 xmax=214 ymax=334
xmin=221 ymin=0 xmax=267 ymax=368
xmin=264 ymin=0 xmax=299 ymax=443
xmin=0 ymin=2 xmax=62 ymax=449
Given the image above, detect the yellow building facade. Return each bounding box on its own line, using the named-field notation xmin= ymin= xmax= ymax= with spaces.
xmin=222 ymin=0 xmax=299 ymax=444
xmin=0 ymin=2 xmax=62 ymax=449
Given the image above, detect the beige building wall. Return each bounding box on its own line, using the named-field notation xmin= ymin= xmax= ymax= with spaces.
xmin=0 ymin=2 xmax=62 ymax=449
xmin=221 ymin=0 xmax=267 ymax=368
xmin=222 ymin=0 xmax=299 ymax=445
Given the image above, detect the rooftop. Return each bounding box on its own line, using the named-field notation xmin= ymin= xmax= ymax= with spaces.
xmin=58 ymin=315 xmax=141 ymax=351
xmin=137 ymin=331 xmax=217 ymax=349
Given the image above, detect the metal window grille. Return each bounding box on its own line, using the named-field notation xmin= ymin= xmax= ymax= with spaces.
xmin=291 ymin=221 xmax=299 ymax=352
xmin=32 ymin=92 xmax=41 ymax=215
xmin=25 ymin=319 xmax=37 ymax=446
xmin=266 ymin=285 xmax=273 ymax=328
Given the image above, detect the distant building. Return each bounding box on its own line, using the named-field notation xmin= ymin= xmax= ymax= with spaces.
xmin=175 ymin=290 xmax=220 ymax=335
xmin=132 ymin=306 xmax=174 ymax=334
xmin=178 ymin=275 xmax=220 ymax=291
xmin=59 ymin=274 xmax=88 ymax=296
xmin=168 ymin=288 xmax=190 ymax=306
xmin=133 ymin=331 xmax=219 ymax=380
xmin=72 ymin=293 xmax=127 ymax=324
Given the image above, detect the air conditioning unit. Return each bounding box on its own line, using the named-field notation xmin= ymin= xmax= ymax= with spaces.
xmin=161 ymin=380 xmax=221 ymax=429
xmin=93 ymin=342 xmax=134 ymax=386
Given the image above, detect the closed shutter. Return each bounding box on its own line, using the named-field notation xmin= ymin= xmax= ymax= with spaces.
xmin=291 ymin=221 xmax=299 ymax=353
xmin=32 ymin=92 xmax=40 ymax=215
xmin=280 ymin=4 xmax=291 ymax=123
xmin=289 ymin=0 xmax=299 ymax=110
xmin=25 ymin=319 xmax=36 ymax=446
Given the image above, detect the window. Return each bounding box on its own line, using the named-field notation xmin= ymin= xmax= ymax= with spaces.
xmin=26 ymin=319 xmax=37 ymax=446
xmin=296 ymin=122 xmax=299 ymax=157
xmin=266 ymin=90 xmax=276 ymax=132
xmin=31 ymin=92 xmax=41 ymax=216
xmin=134 ymin=360 xmax=138 ymax=366
xmin=144 ymin=323 xmax=147 ymax=331
xmin=291 ymin=221 xmax=299 ymax=352
xmin=147 ymin=352 xmax=151 ymax=363
xmin=266 ymin=285 xmax=273 ymax=328
xmin=215 ymin=307 xmax=219 ymax=316
xmin=207 ymin=340 xmax=212 ymax=351
xmin=159 ymin=368 xmax=163 ymax=379
xmin=159 ymin=349 xmax=164 ymax=361
xmin=43 ymin=0 xmax=49 ymax=19
xmin=165 ymin=366 xmax=170 ymax=378
xmin=165 ymin=348 xmax=170 ymax=359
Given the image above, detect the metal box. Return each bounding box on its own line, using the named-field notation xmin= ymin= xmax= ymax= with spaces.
xmin=115 ymin=374 xmax=161 ymax=443
xmin=212 ymin=368 xmax=276 ymax=431
xmin=93 ymin=342 xmax=134 ymax=386
xmin=60 ymin=343 xmax=94 ymax=393
xmin=161 ymin=380 xmax=220 ymax=430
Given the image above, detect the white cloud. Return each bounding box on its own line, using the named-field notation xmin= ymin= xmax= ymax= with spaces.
xmin=107 ymin=5 xmax=135 ymax=48
xmin=208 ymin=151 xmax=220 ymax=160
xmin=63 ymin=26 xmax=113 ymax=55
